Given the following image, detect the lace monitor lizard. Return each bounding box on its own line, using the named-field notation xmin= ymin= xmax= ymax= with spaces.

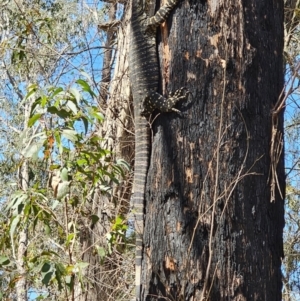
xmin=129 ymin=0 xmax=188 ymax=299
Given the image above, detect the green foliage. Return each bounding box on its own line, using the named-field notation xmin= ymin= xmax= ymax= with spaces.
xmin=0 ymin=0 xmax=132 ymax=299
xmin=107 ymin=215 xmax=128 ymax=255
xmin=0 ymin=81 xmax=129 ymax=298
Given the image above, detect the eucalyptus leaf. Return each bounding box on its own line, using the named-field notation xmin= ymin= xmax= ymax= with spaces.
xmin=42 ymin=271 xmax=53 ymax=286
xmin=61 ymin=129 xmax=78 ymax=142
xmin=69 ymin=87 xmax=81 ymax=103
xmin=60 ymin=167 xmax=69 ymax=182
xmin=28 ymin=113 xmax=42 ymax=127
xmin=56 ymin=181 xmax=70 ymax=200
xmin=76 ymin=261 xmax=89 ymax=269
xmin=76 ymin=79 xmax=96 ymax=98
xmin=66 ymin=100 xmax=78 ymax=114
xmin=0 ymin=256 xmax=10 ymax=266
xmin=10 ymin=215 xmax=21 ymax=238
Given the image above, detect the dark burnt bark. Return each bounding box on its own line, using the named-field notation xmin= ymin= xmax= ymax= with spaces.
xmin=142 ymin=0 xmax=285 ymax=300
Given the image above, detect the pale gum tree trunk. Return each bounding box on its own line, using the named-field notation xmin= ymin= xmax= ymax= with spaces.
xmin=16 ymin=101 xmax=31 ymax=301
xmin=141 ymin=0 xmax=285 ymax=300
xmin=77 ymin=2 xmax=134 ymax=300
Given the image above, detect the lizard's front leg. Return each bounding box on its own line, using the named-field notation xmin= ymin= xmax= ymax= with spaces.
xmin=142 ymin=87 xmax=190 ymax=116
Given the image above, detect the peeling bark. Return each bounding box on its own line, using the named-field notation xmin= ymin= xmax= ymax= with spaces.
xmin=78 ymin=2 xmax=135 ymax=299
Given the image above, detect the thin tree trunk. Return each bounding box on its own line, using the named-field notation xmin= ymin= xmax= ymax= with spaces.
xmin=142 ymin=0 xmax=285 ymax=300
xmin=16 ymin=231 xmax=27 ymax=301
xmin=16 ymin=102 xmax=30 ymax=301
xmin=99 ymin=3 xmax=117 ymax=106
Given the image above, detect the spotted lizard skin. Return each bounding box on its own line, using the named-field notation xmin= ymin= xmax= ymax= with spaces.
xmin=128 ymin=0 xmax=188 ymax=299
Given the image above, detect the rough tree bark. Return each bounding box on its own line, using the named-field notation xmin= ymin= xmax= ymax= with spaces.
xmin=16 ymin=181 xmax=28 ymax=301
xmin=142 ymin=0 xmax=285 ymax=300
xmin=98 ymin=3 xmax=118 ymax=106
xmin=78 ymin=2 xmax=134 ymax=300
xmin=16 ymin=101 xmax=31 ymax=301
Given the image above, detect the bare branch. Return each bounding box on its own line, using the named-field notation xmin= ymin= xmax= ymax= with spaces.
xmin=0 ymin=116 xmax=21 ymax=134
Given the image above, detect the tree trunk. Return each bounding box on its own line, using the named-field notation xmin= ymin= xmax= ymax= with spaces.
xmin=78 ymin=2 xmax=134 ymax=300
xmin=16 ymin=102 xmax=31 ymax=301
xmin=142 ymin=1 xmax=285 ymax=300
xmin=98 ymin=3 xmax=117 ymax=106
